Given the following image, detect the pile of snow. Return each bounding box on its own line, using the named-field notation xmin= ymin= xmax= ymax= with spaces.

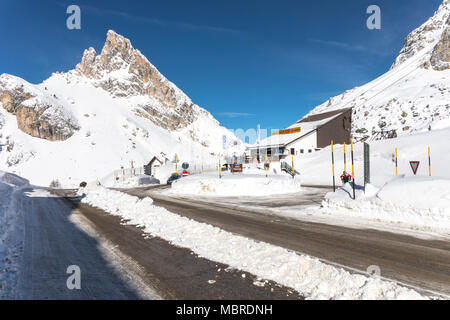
xmin=78 ymin=186 xmax=427 ymax=299
xmin=106 ymin=174 xmax=160 ymax=188
xmin=0 ymin=171 xmax=29 ymax=299
xmin=322 ymin=177 xmax=450 ymax=234
xmin=168 ymin=172 xmax=301 ymax=197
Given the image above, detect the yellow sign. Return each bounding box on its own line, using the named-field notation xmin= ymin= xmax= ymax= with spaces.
xmin=271 ymin=127 xmax=301 ymax=136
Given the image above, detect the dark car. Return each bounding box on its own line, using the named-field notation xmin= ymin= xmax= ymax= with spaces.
xmin=167 ymin=173 xmax=182 ymax=185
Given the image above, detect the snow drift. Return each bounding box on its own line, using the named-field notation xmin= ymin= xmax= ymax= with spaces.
xmin=0 ymin=171 xmax=29 ymax=299
xmin=322 ymin=177 xmax=450 ymax=235
xmin=79 ymin=186 xmax=428 ymax=300
xmin=169 ymin=172 xmax=302 ymax=197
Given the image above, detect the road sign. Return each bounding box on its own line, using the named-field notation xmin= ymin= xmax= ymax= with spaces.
xmin=182 ymin=170 xmax=189 ymax=177
xmin=409 ymin=161 xmax=420 ymax=175
xmin=182 ymin=162 xmax=189 ymax=170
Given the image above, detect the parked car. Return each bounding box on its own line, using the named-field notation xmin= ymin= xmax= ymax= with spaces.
xmin=167 ymin=173 xmax=182 ymax=185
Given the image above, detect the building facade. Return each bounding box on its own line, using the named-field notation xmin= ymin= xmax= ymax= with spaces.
xmin=248 ymin=108 xmax=352 ymax=162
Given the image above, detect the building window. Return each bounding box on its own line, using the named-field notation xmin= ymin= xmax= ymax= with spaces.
xmin=343 ymin=117 xmax=349 ymax=130
xmin=267 ymin=148 xmax=272 ymax=157
xmin=308 ymin=149 xmax=312 ymax=153
xmin=300 ymin=149 xmax=304 ymax=154
xmin=290 ymin=148 xmax=295 ymax=155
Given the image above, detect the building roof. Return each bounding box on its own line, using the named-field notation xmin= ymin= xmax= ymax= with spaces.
xmin=248 ymin=108 xmax=351 ymax=149
xmin=148 ymin=156 xmax=163 ymax=166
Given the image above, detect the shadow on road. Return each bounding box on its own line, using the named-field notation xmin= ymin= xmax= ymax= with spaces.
xmin=16 ymin=188 xmax=142 ymax=300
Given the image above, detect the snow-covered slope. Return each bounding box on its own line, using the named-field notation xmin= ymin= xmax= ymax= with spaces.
xmin=0 ymin=31 xmax=244 ymax=187
xmin=302 ymin=0 xmax=450 ymax=141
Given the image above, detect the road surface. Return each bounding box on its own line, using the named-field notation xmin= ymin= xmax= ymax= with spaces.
xmin=121 ymin=185 xmax=450 ymax=297
xmin=14 ymin=188 xmax=148 ymax=299
xmin=13 ymin=187 xmax=302 ymax=299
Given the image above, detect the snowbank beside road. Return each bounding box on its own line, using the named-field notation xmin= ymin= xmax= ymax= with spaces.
xmin=322 ymin=176 xmax=450 ymax=234
xmin=168 ymin=172 xmax=301 ymax=197
xmin=79 ymin=186 xmax=428 ymax=300
xmin=110 ymin=175 xmax=160 ymax=188
xmin=0 ymin=171 xmax=29 ymax=299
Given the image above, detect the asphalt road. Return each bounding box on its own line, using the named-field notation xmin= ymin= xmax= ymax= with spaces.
xmin=15 ymin=187 xmax=302 ymax=299
xmin=122 ymin=186 xmax=450 ymax=297
xmin=15 ymin=188 xmax=147 ymax=299
xmin=74 ymin=202 xmax=303 ymax=299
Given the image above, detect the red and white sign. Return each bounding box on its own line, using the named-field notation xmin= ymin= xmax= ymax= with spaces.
xmin=182 ymin=170 xmax=189 ymax=177
xmin=409 ymin=161 xmax=420 ymax=175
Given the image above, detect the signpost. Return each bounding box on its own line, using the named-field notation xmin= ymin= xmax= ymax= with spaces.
xmin=257 ymin=124 xmax=261 ymax=163
xmin=219 ymin=152 xmax=222 ymax=179
xmin=331 ymin=140 xmax=335 ymax=192
xmin=395 ymin=148 xmax=398 ymax=176
xmin=428 ymin=147 xmax=431 ymax=177
xmin=351 ymin=138 xmax=356 ymax=200
xmin=343 ymin=142 xmax=347 ymax=174
xmin=409 ymin=161 xmax=420 ymax=175
xmin=173 ymin=154 xmax=179 ymax=175
xmin=363 ymin=142 xmax=370 ymax=190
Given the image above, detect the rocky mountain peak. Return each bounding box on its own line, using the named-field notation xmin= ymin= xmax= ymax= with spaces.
xmin=74 ymin=30 xmax=204 ymax=131
xmin=76 ymin=30 xmax=145 ymax=79
xmin=391 ymin=0 xmax=449 ymax=70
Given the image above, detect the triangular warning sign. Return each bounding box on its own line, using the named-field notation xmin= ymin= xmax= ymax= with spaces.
xmin=409 ymin=161 xmax=420 ymax=175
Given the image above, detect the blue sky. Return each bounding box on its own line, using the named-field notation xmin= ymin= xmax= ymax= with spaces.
xmin=0 ymin=0 xmax=443 ymax=133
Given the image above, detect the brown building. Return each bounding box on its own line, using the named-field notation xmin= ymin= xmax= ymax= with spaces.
xmin=247 ymin=108 xmax=352 ymax=162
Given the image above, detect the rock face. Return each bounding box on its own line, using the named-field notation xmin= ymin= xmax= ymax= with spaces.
xmin=431 ymin=24 xmax=450 ymax=70
xmin=0 ymin=75 xmax=79 ymax=141
xmin=391 ymin=0 xmax=449 ymax=70
xmin=76 ymin=30 xmax=200 ymax=130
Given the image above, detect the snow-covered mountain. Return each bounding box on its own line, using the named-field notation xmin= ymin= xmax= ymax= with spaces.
xmin=303 ymin=0 xmax=450 ymax=141
xmin=0 ymin=30 xmax=244 ymax=187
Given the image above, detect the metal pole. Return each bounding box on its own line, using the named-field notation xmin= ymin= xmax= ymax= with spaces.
xmin=344 ymin=142 xmax=347 ymax=174
xmin=351 ymin=138 xmax=355 ymax=200
xmin=364 ymin=142 xmax=370 ymax=190
xmin=219 ymin=152 xmax=222 ymax=179
xmin=331 ymin=140 xmax=335 ymax=192
xmin=428 ymin=147 xmax=431 ymax=177
xmin=291 ymin=154 xmax=294 ymax=179
xmin=395 ymin=148 xmax=398 ymax=176
xmin=265 ymin=154 xmax=268 ymax=178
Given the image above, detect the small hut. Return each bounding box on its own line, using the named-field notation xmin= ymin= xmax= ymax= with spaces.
xmin=146 ymin=156 xmax=163 ymax=176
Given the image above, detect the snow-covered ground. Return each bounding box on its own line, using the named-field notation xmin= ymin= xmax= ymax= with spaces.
xmin=321 ymin=177 xmax=450 ymax=236
xmin=296 ymin=127 xmax=450 ymax=187
xmin=79 ymin=186 xmax=430 ymax=299
xmin=0 ymin=171 xmax=29 ymax=299
xmin=168 ymin=170 xmax=301 ymax=197
xmin=268 ymin=127 xmax=448 ymax=235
